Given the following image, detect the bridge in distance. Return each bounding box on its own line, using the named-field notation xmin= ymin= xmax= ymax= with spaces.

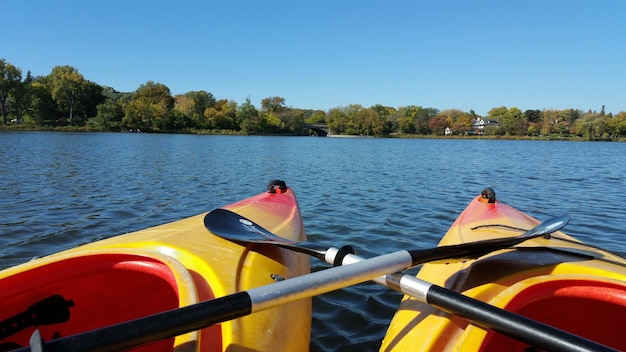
xmin=303 ymin=123 xmax=330 ymax=136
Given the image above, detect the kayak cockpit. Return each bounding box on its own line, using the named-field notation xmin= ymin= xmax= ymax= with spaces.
xmin=0 ymin=251 xmax=219 ymax=352
xmin=464 ymin=276 xmax=626 ymax=351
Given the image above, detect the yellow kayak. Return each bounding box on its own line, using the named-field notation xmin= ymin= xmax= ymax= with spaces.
xmin=0 ymin=181 xmax=311 ymax=352
xmin=381 ymin=188 xmax=626 ymax=351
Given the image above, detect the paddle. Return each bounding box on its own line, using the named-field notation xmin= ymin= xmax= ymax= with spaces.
xmin=204 ymin=208 xmax=571 ymax=269
xmin=10 ymin=243 xmax=457 ymax=352
xmin=204 ymin=209 xmax=617 ymax=352
xmin=10 ymin=211 xmax=613 ymax=352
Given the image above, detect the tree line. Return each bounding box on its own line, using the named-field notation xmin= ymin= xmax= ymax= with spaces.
xmin=2 ymin=58 xmax=625 ymax=139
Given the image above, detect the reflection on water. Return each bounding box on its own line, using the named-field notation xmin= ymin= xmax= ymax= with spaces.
xmin=1 ymin=132 xmax=625 ymax=351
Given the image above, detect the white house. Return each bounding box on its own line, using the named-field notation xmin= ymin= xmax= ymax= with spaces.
xmin=471 ymin=118 xmax=500 ymax=134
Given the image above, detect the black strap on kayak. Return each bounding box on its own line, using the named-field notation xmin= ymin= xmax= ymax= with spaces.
xmin=0 ymin=295 xmax=74 ymax=341
xmin=267 ymin=179 xmax=287 ymax=193
xmin=481 ymin=187 xmax=497 ymax=203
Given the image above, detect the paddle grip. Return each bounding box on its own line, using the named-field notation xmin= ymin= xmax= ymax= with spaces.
xmin=426 ymin=285 xmax=618 ymax=352
xmin=14 ymin=292 xmax=253 ymax=352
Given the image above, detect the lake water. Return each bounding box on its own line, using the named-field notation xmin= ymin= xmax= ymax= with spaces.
xmin=1 ymin=131 xmax=626 ymax=351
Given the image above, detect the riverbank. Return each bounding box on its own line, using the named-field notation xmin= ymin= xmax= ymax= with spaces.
xmin=1 ymin=124 xmax=623 ymax=142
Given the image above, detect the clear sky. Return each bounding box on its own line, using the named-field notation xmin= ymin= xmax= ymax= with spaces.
xmin=2 ymin=1 xmax=625 ymax=116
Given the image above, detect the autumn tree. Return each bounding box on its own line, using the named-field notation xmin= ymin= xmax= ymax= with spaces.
xmin=174 ymin=90 xmax=216 ymax=128
xmin=605 ymin=112 xmax=626 ymax=139
xmin=429 ymin=114 xmax=450 ymax=134
xmin=204 ymin=99 xmax=238 ymax=130
xmin=540 ymin=109 xmax=559 ymax=136
xmin=354 ymin=107 xmax=387 ymax=136
xmin=261 ymin=96 xmax=286 ymax=114
xmin=450 ymin=110 xmax=473 ymax=135
xmin=259 ymin=96 xmax=287 ymax=133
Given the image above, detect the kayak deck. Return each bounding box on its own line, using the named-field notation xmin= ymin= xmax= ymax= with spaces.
xmin=0 ymin=183 xmax=311 ymax=351
xmin=381 ymin=189 xmax=626 ymax=351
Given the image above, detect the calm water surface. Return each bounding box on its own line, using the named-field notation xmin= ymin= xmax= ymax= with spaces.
xmin=1 ymin=132 xmax=626 ymax=351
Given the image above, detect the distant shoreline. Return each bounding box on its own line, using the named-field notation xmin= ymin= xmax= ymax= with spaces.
xmin=1 ymin=125 xmax=623 ymax=142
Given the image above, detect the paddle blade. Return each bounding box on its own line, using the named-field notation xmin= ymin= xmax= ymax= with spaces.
xmin=204 ymin=208 xmax=328 ymax=260
xmin=204 ymin=208 xmax=286 ymax=243
xmin=408 ymin=215 xmax=570 ymax=266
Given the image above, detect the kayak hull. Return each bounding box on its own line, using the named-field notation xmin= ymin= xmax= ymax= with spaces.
xmin=381 ymin=190 xmax=626 ymax=351
xmin=0 ymin=184 xmax=311 ymax=352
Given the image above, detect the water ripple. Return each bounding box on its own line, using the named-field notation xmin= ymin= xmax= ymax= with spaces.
xmin=2 ymin=133 xmax=626 ymax=351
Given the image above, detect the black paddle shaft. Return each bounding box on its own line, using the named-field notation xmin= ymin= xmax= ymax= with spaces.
xmin=12 ymin=293 xmax=252 ymax=352
xmin=426 ymin=286 xmax=617 ymax=352
xmin=406 ymin=215 xmax=571 ymax=266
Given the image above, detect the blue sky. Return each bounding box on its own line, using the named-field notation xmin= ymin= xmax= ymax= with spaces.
xmin=3 ymin=1 xmax=625 ymax=116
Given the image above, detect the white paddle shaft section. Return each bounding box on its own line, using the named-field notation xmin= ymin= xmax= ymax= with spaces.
xmin=248 ymin=250 xmax=413 ymax=312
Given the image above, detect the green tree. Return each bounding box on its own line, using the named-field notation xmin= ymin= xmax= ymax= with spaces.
xmin=279 ymin=108 xmax=307 ymax=134
xmin=260 ymin=96 xmax=294 ymax=134
xmin=488 ymin=106 xmax=523 ymax=135
xmin=304 ymin=110 xmax=326 ymax=124
xmin=79 ymin=81 xmax=105 ymax=124
xmin=326 ymin=107 xmax=349 ymax=135
xmin=411 ymin=106 xmax=438 ymax=134
xmin=48 ymin=65 xmax=88 ymax=125
xmin=237 ymin=97 xmax=262 ymax=134
xmin=124 ymin=81 xmax=174 ymax=131
xmin=369 ymin=104 xmax=395 ymax=118
xmin=487 ymin=106 xmax=507 ymax=120
xmin=541 ymin=109 xmax=560 ymax=136
xmin=605 ymin=112 xmax=626 ymax=138
xmin=524 ymin=109 xmax=542 ymax=123
xmin=28 ymin=79 xmax=57 ymax=124
xmin=264 ymin=111 xmax=285 ymax=132
xmin=261 ymin=96 xmax=286 ymax=114
xmin=95 ymin=99 xmax=125 ymax=130
xmin=506 ymin=107 xmax=525 ymax=135
xmin=353 ymin=107 xmax=387 ymax=136
xmin=8 ymin=71 xmax=33 ymax=124
xmin=573 ymin=112 xmax=605 ymax=140
xmin=449 ymin=111 xmax=473 ymax=135
xmin=391 ymin=106 xmax=438 ymax=134
xmin=561 ymin=109 xmax=581 ymax=125
xmin=0 ymin=58 xmax=23 ymax=124
xmin=123 ymin=100 xmax=155 ymax=131
xmin=175 ymin=90 xmax=216 ymax=128
xmin=204 ymin=99 xmax=238 ymax=130
xmin=393 ymin=107 xmax=415 ymax=134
